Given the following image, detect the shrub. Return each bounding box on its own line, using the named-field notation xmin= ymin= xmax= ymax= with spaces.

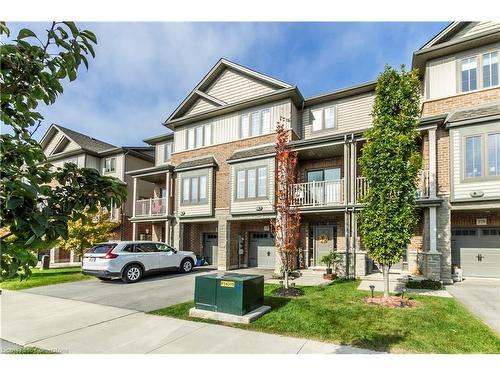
xmin=405 ymin=279 xmax=443 ymax=290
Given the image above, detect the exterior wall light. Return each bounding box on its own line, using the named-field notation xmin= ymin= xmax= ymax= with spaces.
xmin=256 ymin=206 xmax=263 ymax=211
xmin=179 ymin=211 xmax=185 ymax=216
xmin=369 ymin=284 xmax=375 ymax=298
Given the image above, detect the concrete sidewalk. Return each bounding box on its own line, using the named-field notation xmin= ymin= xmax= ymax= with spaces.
xmin=0 ymin=290 xmax=379 ymax=354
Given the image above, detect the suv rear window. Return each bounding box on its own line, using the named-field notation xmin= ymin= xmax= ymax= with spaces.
xmin=88 ymin=244 xmax=117 ymax=254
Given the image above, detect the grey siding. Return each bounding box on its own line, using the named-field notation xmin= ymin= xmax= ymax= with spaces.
xmin=85 ymin=155 xmax=101 ymax=170
xmin=155 ymin=141 xmax=174 ymax=166
xmin=300 ymin=92 xmax=374 ymax=139
xmin=230 ymin=157 xmax=275 ymax=215
xmin=205 ymin=68 xmax=276 ymax=104
xmin=185 ymin=98 xmax=218 ymax=117
xmin=44 ymin=131 xmax=80 ymax=156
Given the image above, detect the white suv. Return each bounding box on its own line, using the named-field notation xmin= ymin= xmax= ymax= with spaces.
xmin=82 ymin=241 xmax=197 ymax=283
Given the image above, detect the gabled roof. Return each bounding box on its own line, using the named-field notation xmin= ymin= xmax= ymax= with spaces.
xmin=419 ymin=22 xmax=461 ymax=50
xmin=164 ymin=58 xmax=293 ymax=125
xmin=40 ymin=124 xmax=116 ymax=154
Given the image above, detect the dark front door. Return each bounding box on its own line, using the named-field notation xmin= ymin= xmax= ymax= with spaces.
xmin=203 ymin=233 xmax=218 ymax=265
xmin=313 ymin=226 xmax=335 ymax=266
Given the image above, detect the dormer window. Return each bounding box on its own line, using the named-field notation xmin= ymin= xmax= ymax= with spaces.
xmin=239 ymin=108 xmax=271 ymax=139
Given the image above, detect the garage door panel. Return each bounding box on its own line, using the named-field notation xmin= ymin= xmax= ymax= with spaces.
xmin=249 ymin=233 xmax=276 ymax=269
xmin=460 ymin=247 xmax=500 ymax=278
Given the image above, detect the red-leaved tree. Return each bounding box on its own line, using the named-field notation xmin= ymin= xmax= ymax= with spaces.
xmin=271 ymin=117 xmax=301 ymax=289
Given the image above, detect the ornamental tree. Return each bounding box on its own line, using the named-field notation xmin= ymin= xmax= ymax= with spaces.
xmin=358 ymin=65 xmax=421 ymax=298
xmin=0 ymin=22 xmax=127 ymax=280
xmin=271 ymin=117 xmax=301 ymax=289
xmin=58 ymin=210 xmax=120 ymax=261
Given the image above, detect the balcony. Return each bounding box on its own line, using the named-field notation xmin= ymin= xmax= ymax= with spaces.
xmin=290 ymin=180 xmax=344 ymax=207
xmin=355 ymin=170 xmax=431 ymax=201
xmin=135 ymin=197 xmax=168 ymax=218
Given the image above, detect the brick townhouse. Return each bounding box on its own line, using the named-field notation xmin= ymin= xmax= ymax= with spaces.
xmin=40 ymin=124 xmax=155 ymax=264
xmin=75 ymin=21 xmax=500 ymax=281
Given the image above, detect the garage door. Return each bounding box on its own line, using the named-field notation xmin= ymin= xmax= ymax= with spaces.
xmin=249 ymin=233 xmax=276 ymax=269
xmin=451 ymin=228 xmax=500 ymax=278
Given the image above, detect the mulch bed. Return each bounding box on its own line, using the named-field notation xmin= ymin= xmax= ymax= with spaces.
xmin=271 ymin=287 xmax=305 ymax=297
xmin=364 ymin=296 xmax=416 ymax=308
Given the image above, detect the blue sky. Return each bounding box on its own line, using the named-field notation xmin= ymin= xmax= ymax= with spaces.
xmin=6 ymin=22 xmax=449 ymax=146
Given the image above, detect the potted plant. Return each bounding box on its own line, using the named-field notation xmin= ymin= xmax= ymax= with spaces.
xmin=320 ymin=250 xmax=342 ymax=280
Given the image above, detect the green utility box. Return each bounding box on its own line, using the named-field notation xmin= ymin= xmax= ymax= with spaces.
xmin=194 ymin=273 xmax=264 ymax=316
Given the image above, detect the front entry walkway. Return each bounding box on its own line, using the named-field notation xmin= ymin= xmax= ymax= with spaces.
xmin=1 ymin=290 xmax=378 ymax=354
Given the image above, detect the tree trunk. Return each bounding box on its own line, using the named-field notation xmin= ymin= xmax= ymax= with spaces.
xmin=284 ymin=269 xmax=289 ymax=289
xmin=382 ymin=264 xmax=390 ymax=298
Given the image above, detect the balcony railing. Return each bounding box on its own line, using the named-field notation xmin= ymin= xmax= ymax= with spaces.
xmin=290 ymin=179 xmax=344 ymax=207
xmin=355 ymin=169 xmax=431 ymax=201
xmin=135 ymin=197 xmax=167 ymax=217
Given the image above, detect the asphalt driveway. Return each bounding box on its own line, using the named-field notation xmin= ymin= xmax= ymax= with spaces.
xmin=446 ymin=278 xmax=500 ymax=332
xmin=23 ymin=266 xmax=273 ymax=312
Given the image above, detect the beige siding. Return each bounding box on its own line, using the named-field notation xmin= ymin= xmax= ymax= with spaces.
xmin=205 ymin=68 xmax=276 ymax=104
xmin=230 ymin=157 xmax=275 ymax=215
xmin=44 ymin=131 xmax=80 ymax=156
xmin=453 ymin=22 xmax=500 ymax=40
xmin=85 ymin=155 xmax=101 ymax=171
xmin=301 ymin=92 xmax=374 ymax=139
xmin=290 ymin=102 xmax=300 ymax=138
xmin=50 ymin=154 xmax=85 ymax=169
xmin=184 ymin=97 xmax=218 ymax=117
xmin=173 ymin=100 xmax=291 ymax=153
xmin=177 ymin=167 xmax=213 ymax=218
xmin=425 ymin=42 xmax=500 ymax=100
xmin=100 ymin=154 xmax=125 ymax=182
xmin=155 ymin=141 xmax=174 ymax=166
xmin=450 ymin=123 xmax=500 ymax=201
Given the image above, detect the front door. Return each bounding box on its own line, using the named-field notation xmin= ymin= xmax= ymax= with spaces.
xmin=313 ymin=226 xmax=335 ymax=266
xmin=203 ymin=233 xmax=218 ymax=265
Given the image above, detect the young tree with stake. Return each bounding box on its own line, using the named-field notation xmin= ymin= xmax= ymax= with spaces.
xmin=358 ymin=65 xmax=421 ymax=298
xmin=271 ymin=117 xmax=301 ymax=289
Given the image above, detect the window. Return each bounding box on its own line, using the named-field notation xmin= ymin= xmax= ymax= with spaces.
xmin=104 ymin=157 xmax=116 ymax=173
xmin=187 ymin=124 xmax=211 ymax=150
xmin=461 ymin=57 xmax=477 ymax=92
xmin=488 ymin=133 xmax=500 ymax=176
xmin=465 ymin=136 xmax=482 ymax=178
xmin=240 ymin=108 xmax=272 ymax=138
xmin=483 ymin=52 xmax=499 ymax=88
xmin=164 ymin=143 xmax=172 ymax=162
xmin=181 ymin=175 xmax=208 ymax=204
xmin=136 ymin=243 xmax=158 ymax=252
xmin=311 ymin=106 xmax=336 ymax=132
xmin=156 ymin=243 xmax=175 ymax=252
xmin=235 ymin=166 xmax=267 ymax=199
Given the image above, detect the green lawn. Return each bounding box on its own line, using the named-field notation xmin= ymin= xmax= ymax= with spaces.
xmin=149 ymin=280 xmax=500 ymax=354
xmin=0 ymin=267 xmax=91 ymax=290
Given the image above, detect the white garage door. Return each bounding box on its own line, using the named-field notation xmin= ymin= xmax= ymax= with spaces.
xmin=451 ymin=228 xmax=500 ymax=278
xmin=249 ymin=233 xmax=276 ymax=269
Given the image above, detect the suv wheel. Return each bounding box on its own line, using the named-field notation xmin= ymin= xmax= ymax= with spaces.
xmin=180 ymin=259 xmax=194 ymax=273
xmin=122 ymin=264 xmax=143 ymax=283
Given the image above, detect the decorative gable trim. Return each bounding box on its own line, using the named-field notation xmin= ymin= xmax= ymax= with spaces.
xmin=165 ymin=58 xmax=292 ymax=124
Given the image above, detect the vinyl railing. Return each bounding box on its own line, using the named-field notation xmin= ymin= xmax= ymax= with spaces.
xmin=355 ymin=169 xmax=431 ymax=201
xmin=290 ymin=179 xmax=344 ymax=207
xmin=135 ymin=197 xmax=167 ymax=217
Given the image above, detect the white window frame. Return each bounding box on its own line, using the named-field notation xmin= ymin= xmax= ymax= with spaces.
xmin=104 ymin=157 xmax=116 ymax=173
xmin=235 ymin=166 xmax=268 ymax=200
xmin=488 ymin=133 xmax=500 ymax=177
xmin=458 ymin=49 xmax=500 ymax=94
xmin=464 ymin=135 xmax=482 ymax=179
xmin=186 ymin=124 xmax=212 ymax=150
xmin=482 ymin=51 xmax=499 ymax=89
xmin=180 ymin=174 xmax=208 ymax=205
xmin=239 ymin=108 xmax=272 ymax=139
xmin=311 ymin=106 xmax=336 ymax=132
xmin=163 ymin=143 xmax=172 ymax=162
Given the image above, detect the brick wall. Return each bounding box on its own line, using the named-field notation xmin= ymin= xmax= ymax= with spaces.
xmin=451 ymin=210 xmax=500 ymax=227
xmin=109 ymin=217 xmax=151 ymax=241
xmin=409 ymin=211 xmax=424 ymax=253
xmin=171 ymin=132 xmax=289 ymax=210
xmin=229 ymin=220 xmax=271 ymax=267
xmin=421 ymin=87 xmax=500 ymax=117
xmin=182 ymin=222 xmax=218 ymax=255
xmin=436 ymin=127 xmax=450 ymax=195
xmin=297 ymin=156 xmax=344 ymax=182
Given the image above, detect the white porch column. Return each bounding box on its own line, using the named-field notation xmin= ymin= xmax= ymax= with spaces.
xmin=351 ymin=139 xmax=357 ymax=204
xmin=429 ymin=206 xmax=437 ymax=253
xmin=132 ymin=222 xmax=137 ymax=241
xmin=165 ymin=171 xmax=171 ymax=215
xmin=343 ymin=139 xmax=350 ymax=205
xmin=428 ymin=128 xmax=437 ymax=199
xmin=132 ymin=177 xmax=137 ymax=218
xmin=165 ymin=220 xmax=171 ymax=246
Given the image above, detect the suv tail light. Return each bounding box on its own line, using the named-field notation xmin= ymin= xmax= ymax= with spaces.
xmin=104 ymin=248 xmax=119 ymax=259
